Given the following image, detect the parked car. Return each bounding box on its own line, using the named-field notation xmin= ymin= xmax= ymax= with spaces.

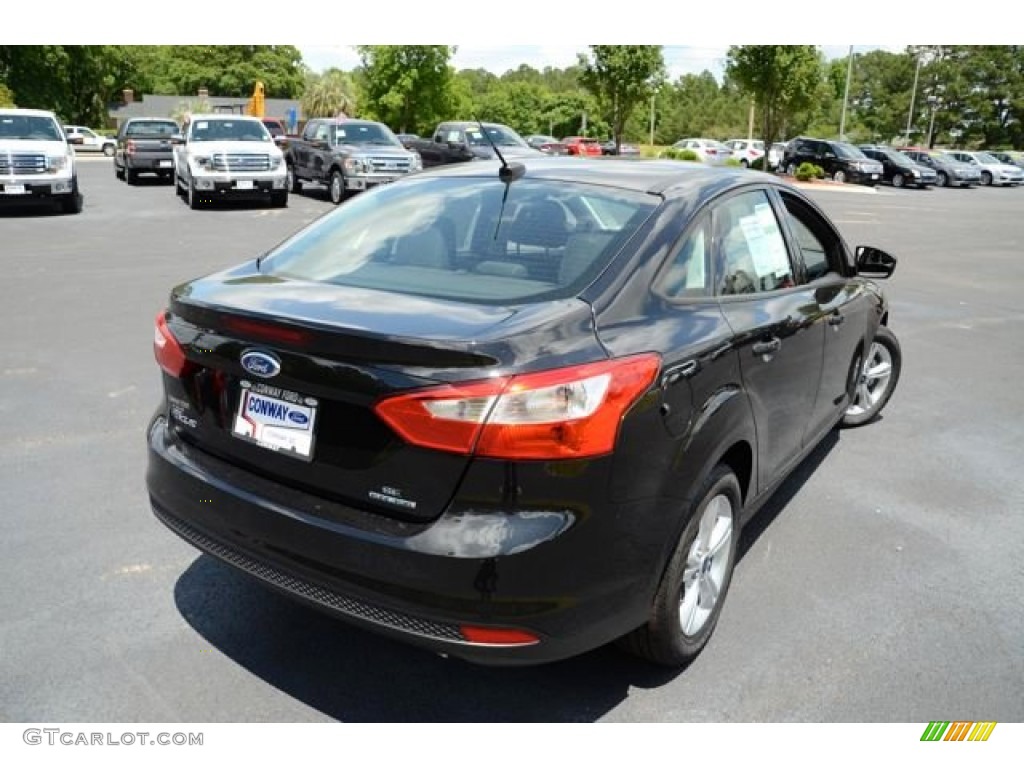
xmin=897 ymin=147 xmax=980 ymax=187
xmin=986 ymin=150 xmax=1024 ymax=169
xmin=174 ymin=114 xmax=288 ymax=209
xmin=672 ymin=138 xmax=735 ymax=165
xmin=432 ymin=121 xmax=539 ymax=160
xmin=725 ymin=139 xmax=765 ymax=167
xmin=64 ymin=125 xmax=116 ymax=156
xmin=782 ymin=137 xmax=883 ymax=185
xmin=600 ymin=139 xmax=640 ymax=156
xmin=114 ymin=118 xmax=181 ymax=184
xmin=526 ymin=135 xmax=569 ymax=155
xmin=940 ymin=150 xmax=1024 ymax=186
xmin=562 ymin=136 xmax=603 ymax=157
xmin=261 ymin=118 xmax=290 ymax=149
xmin=858 ymin=145 xmax=937 ymax=188
xmin=0 ymin=108 xmax=82 ymax=214
xmin=147 ymin=156 xmax=901 ymax=668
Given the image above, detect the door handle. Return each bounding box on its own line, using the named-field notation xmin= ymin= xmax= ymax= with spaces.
xmin=661 ymin=360 xmax=698 ymax=388
xmin=752 ymin=338 xmax=781 ymax=356
xmin=828 ymin=312 xmax=845 ymax=326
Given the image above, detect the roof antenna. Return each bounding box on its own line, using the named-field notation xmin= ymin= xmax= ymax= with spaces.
xmin=476 ymin=117 xmax=525 ymax=183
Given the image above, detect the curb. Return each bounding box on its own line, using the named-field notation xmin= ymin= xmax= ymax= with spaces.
xmin=783 ymin=178 xmax=878 ymax=195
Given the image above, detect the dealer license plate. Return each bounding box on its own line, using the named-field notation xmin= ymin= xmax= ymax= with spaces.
xmin=2 ymin=184 xmax=27 ymax=195
xmin=235 ymin=180 xmax=254 ymax=190
xmin=231 ymin=382 xmax=318 ymax=461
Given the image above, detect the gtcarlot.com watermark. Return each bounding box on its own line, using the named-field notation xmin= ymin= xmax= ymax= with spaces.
xmin=23 ymin=729 xmax=203 ymax=747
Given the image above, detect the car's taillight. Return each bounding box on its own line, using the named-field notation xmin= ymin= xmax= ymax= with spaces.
xmin=153 ymin=311 xmax=194 ymax=377
xmin=459 ymin=626 xmax=540 ymax=646
xmin=374 ymin=354 xmax=660 ymax=460
xmin=125 ymin=140 xmax=136 ymax=155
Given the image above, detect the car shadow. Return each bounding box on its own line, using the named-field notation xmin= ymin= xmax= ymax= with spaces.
xmin=0 ymin=200 xmax=64 ymax=217
xmin=172 ymin=430 xmax=841 ymax=722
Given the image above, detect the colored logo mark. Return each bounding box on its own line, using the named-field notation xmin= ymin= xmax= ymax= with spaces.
xmin=921 ymin=722 xmax=997 ymax=742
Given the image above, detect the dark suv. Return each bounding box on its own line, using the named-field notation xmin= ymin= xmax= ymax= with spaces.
xmin=783 ymin=137 xmax=883 ymax=185
xmin=859 ymin=145 xmax=936 ymax=188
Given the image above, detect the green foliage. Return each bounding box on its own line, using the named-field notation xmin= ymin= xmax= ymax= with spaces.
xmin=130 ymin=46 xmax=305 ymax=98
xmin=724 ymin=157 xmax=742 ymax=167
xmin=661 ymin=147 xmax=700 ymax=161
xmin=726 ymin=46 xmax=825 ymax=151
xmin=579 ymin=46 xmax=665 ymax=150
xmin=356 ymin=46 xmax=455 ymax=134
xmin=795 ymin=162 xmax=824 ymax=181
xmin=750 ymin=157 xmax=765 ymax=170
xmin=302 ymin=69 xmax=357 ymax=118
xmin=0 ymin=81 xmax=14 ymax=107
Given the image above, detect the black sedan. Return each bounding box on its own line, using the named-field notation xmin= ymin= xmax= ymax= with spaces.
xmin=147 ymin=158 xmax=901 ymax=667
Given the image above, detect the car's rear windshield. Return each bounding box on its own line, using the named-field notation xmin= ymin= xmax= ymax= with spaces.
xmin=261 ymin=176 xmax=659 ymax=305
xmin=125 ymin=120 xmax=179 ymax=137
xmin=263 ymin=121 xmax=285 ymax=137
xmin=190 ymin=119 xmax=270 ymax=142
xmin=0 ymin=115 xmax=61 ymax=141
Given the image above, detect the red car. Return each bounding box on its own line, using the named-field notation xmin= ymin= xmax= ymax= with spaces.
xmin=562 ymin=136 xmax=603 ymax=157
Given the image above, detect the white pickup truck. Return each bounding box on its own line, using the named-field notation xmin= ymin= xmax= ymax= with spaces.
xmin=174 ymin=114 xmax=288 ymax=209
xmin=0 ymin=108 xmax=83 ymax=214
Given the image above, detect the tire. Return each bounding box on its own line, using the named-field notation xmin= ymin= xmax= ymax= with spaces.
xmin=841 ymin=325 xmax=901 ymax=428
xmin=187 ymin=178 xmax=202 ymax=210
xmin=832 ymin=169 xmax=847 ymax=184
xmin=892 ymin=173 xmax=904 ymax=188
xmin=287 ymin=164 xmax=301 ymax=193
xmin=174 ymin=173 xmax=185 ymax=198
xmin=270 ymin=191 xmax=288 ymax=208
xmin=740 ymin=159 xmax=748 ymax=168
xmin=59 ymin=178 xmax=83 ymax=215
xmin=617 ymin=465 xmax=740 ymax=667
xmin=125 ymin=168 xmax=138 ymax=185
xmin=935 ymin=172 xmax=948 ymax=188
xmin=114 ymin=162 xmax=125 ymax=181
xmin=981 ymin=171 xmax=992 ymax=186
xmin=785 ymin=162 xmax=796 ymax=176
xmin=102 ymin=144 xmax=115 ymax=157
xmin=328 ymin=169 xmax=346 ymax=205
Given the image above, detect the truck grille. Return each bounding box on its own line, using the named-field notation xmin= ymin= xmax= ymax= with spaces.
xmin=211 ymin=153 xmax=270 ymax=172
xmin=0 ymin=153 xmax=47 ymax=175
xmin=367 ymin=156 xmax=411 ymax=173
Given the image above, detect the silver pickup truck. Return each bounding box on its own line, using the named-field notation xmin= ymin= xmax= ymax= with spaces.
xmin=286 ymin=118 xmax=422 ymax=204
xmin=0 ymin=108 xmax=83 ymax=214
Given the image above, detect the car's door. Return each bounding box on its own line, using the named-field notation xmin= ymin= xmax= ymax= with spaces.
xmin=774 ymin=188 xmax=869 ymax=441
xmin=712 ymin=189 xmax=825 ymax=489
xmin=78 ymin=127 xmax=100 ymax=151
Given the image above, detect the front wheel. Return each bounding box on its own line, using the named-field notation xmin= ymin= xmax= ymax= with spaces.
xmin=842 ymin=325 xmax=902 ymax=427
xmin=892 ymin=173 xmax=905 ymax=188
xmin=287 ymin=165 xmax=302 ymax=194
xmin=981 ymin=171 xmax=993 ymax=186
xmin=832 ymin=169 xmax=847 ymax=184
xmin=328 ymin=169 xmax=346 ymax=205
xmin=935 ymin=172 xmax=948 ymax=187
xmin=617 ymin=465 xmax=740 ymax=667
xmin=60 ymin=178 xmax=83 ymax=215
xmin=187 ymin=178 xmax=203 ymax=210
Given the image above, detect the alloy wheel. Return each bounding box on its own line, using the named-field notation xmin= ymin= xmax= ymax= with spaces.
xmin=845 ymin=341 xmax=894 ymax=418
xmin=679 ymin=494 xmax=734 ymax=637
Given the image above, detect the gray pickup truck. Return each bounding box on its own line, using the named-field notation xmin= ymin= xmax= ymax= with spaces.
xmin=286 ymin=118 xmax=422 ymax=204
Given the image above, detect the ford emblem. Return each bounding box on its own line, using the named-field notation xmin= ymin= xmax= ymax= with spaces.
xmin=287 ymin=411 xmax=308 ymax=425
xmin=240 ymin=350 xmax=281 ymax=379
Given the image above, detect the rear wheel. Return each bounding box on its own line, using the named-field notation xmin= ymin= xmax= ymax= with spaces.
xmin=617 ymin=465 xmax=740 ymax=667
xmin=102 ymin=143 xmax=115 ymax=157
xmin=832 ymin=169 xmax=847 ymax=184
xmin=740 ymin=158 xmax=748 ymax=168
xmin=785 ymin=162 xmax=797 ymax=176
xmin=114 ymin=162 xmax=125 ymax=181
xmin=328 ymin=169 xmax=345 ymax=205
xmin=125 ymin=168 xmax=138 ymax=185
xmin=842 ymin=325 xmax=901 ymax=427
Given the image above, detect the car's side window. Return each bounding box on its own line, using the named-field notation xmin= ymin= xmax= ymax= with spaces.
xmin=779 ymin=191 xmax=845 ymax=281
xmin=655 ymin=217 xmax=708 ymax=299
xmin=714 ymin=191 xmax=794 ymax=296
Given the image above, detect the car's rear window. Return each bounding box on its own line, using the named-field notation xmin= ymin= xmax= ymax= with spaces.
xmin=262 ymin=176 xmax=658 ymax=305
xmin=125 ymin=120 xmax=179 ymax=137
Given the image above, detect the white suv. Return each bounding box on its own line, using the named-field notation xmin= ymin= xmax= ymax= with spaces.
xmin=174 ymin=114 xmax=288 ymax=209
xmin=64 ymin=125 xmax=117 ymax=156
xmin=0 ymin=108 xmax=82 ymax=214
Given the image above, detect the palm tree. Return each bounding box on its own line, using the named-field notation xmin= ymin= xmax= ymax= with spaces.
xmin=301 ymin=69 xmax=358 ymax=118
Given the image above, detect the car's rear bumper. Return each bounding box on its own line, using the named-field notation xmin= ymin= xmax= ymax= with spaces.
xmin=146 ymin=415 xmax=659 ymax=665
xmin=125 ymin=153 xmax=175 ymax=171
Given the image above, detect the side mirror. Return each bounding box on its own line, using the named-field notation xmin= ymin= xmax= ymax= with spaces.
xmin=855 ymin=246 xmax=897 ymax=279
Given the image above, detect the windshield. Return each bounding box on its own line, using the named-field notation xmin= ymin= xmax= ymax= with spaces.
xmin=0 ymin=115 xmax=62 ymax=141
xmin=261 ymin=176 xmax=658 ymax=305
xmin=190 ymin=119 xmax=270 ymax=142
xmin=262 ymin=121 xmax=284 ymax=137
xmin=881 ymin=149 xmax=913 ymax=166
xmin=334 ymin=123 xmax=401 ymax=146
xmin=834 ymin=142 xmax=868 ymax=160
xmin=974 ymin=152 xmax=999 ymax=164
xmin=464 ymin=125 xmax=528 ymax=148
xmin=125 ymin=120 xmax=179 ymax=138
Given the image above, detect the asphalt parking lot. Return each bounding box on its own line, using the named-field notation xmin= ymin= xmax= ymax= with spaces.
xmin=2 ymin=158 xmax=1022 ymax=722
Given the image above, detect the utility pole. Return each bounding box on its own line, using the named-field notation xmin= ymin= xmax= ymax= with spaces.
xmin=906 ymin=53 xmax=922 ymax=144
xmin=649 ymin=93 xmax=655 ymax=146
xmin=747 ymin=100 xmax=755 ymax=141
xmin=839 ymin=45 xmax=854 ymax=140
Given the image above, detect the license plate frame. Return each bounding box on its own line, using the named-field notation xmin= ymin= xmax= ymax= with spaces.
xmin=235 ymin=179 xmax=254 ymax=190
xmin=231 ymin=381 xmax=318 ymax=462
xmin=2 ymin=184 xmax=27 ymax=195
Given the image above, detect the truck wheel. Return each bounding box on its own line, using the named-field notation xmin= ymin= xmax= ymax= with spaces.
xmin=125 ymin=168 xmax=138 ymax=185
xmin=187 ymin=179 xmax=203 ymax=210
xmin=287 ymin=165 xmax=301 ymax=194
xmin=114 ymin=162 xmax=125 ymax=181
xmin=102 ymin=144 xmax=115 ymax=157
xmin=329 ymin=170 xmax=346 ymax=205
xmin=270 ymin=191 xmax=288 ymax=208
xmin=60 ymin=178 xmax=83 ymax=215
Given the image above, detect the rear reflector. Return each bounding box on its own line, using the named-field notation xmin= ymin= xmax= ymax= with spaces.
xmin=153 ymin=311 xmax=194 ymax=377
xmin=374 ymin=354 xmax=660 ymax=460
xmin=460 ymin=626 xmax=540 ymax=646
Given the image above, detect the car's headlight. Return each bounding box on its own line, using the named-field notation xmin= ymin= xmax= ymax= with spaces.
xmin=342 ymin=157 xmax=364 ymax=173
xmin=192 ymin=155 xmax=212 ymax=169
xmin=409 ymin=152 xmax=423 ymax=172
xmin=911 ymin=169 xmax=920 ymax=177
xmin=269 ymin=155 xmax=283 ymax=170
xmin=47 ymin=155 xmax=68 ymax=171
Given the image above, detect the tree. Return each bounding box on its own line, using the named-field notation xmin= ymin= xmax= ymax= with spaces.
xmin=578 ymin=46 xmax=665 ymax=151
xmin=726 ymin=46 xmax=825 ymax=163
xmin=0 ymin=81 xmax=15 ymax=107
xmin=356 ymin=46 xmax=455 ymax=134
xmin=302 ymin=69 xmax=358 ymax=118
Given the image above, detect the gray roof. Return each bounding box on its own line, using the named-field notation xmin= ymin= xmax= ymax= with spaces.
xmin=109 ymin=94 xmax=302 ymax=123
